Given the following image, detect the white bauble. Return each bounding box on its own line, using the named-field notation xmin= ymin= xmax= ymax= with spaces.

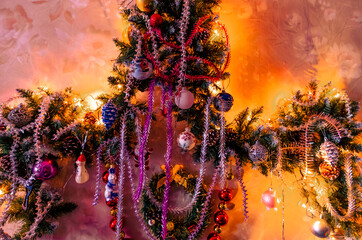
xmin=177 ymin=128 xmax=196 ymax=151
xmin=175 ymin=87 xmax=194 ymax=109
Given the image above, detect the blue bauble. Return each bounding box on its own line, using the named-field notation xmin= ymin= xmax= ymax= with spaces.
xmin=213 ymin=91 xmax=234 ymax=112
xmin=102 ymin=100 xmax=117 ymax=130
xmin=132 ymin=58 xmax=153 ymax=80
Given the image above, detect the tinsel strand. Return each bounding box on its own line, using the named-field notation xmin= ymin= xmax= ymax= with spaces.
xmin=177 ymin=0 xmax=190 ymax=89
xmin=188 ymin=167 xmax=219 ymax=240
xmin=52 ymin=121 xmax=79 ymax=140
xmin=325 ymin=154 xmax=356 ymax=221
xmin=236 ymin=163 xmax=248 ymax=221
xmin=116 ymin=111 xmax=128 ymax=239
xmin=134 ymin=79 xmax=155 ymax=201
xmin=161 ymin=87 xmax=173 ymax=239
xmin=219 ymin=110 xmax=227 ymax=189
xmin=126 ymin=153 xmax=157 ymax=240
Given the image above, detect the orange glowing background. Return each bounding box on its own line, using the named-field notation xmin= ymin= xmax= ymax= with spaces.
xmin=0 ymin=0 xmax=361 ymax=239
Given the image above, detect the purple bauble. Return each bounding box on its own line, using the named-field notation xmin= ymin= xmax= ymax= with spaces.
xmin=32 ymin=157 xmax=59 ymax=180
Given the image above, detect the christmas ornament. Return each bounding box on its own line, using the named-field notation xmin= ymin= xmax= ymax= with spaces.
xmin=166 ymin=221 xmax=174 ymax=231
xmin=136 ymin=0 xmax=153 ymax=12
xmin=198 ymin=28 xmax=210 ymax=41
xmin=32 ymin=157 xmax=59 ymax=181
xmin=214 ymin=210 xmax=228 ymax=226
xmin=150 ymin=13 xmax=162 ymax=28
xmin=102 ymin=170 xmax=109 ymax=184
xmin=7 ymin=104 xmax=32 ymax=127
xmin=106 ymin=198 xmax=118 ymax=207
xmin=75 ymin=154 xmax=89 ymax=184
xmin=122 ymin=24 xmax=132 ymax=45
xmin=175 ymin=87 xmax=194 ymax=110
xmin=111 ymin=208 xmax=117 ymax=216
xmin=248 ymin=140 xmax=268 ymax=163
xmin=132 ymin=144 xmax=152 ymax=170
xmin=320 ymin=139 xmax=339 ymax=166
xmin=261 ymin=188 xmax=276 ymax=210
xmin=102 ymin=100 xmax=117 ymax=130
xmin=218 ymin=202 xmax=227 ymax=211
xmin=104 ymin=165 xmax=118 ymax=203
xmin=84 ymin=112 xmax=97 ymax=126
xmin=219 ymin=188 xmax=233 ymax=202
xmin=110 ymin=216 xmax=124 ymax=232
xmin=213 ymin=91 xmax=234 ymax=112
xmin=63 ymin=136 xmax=80 ymax=156
xmin=177 ymin=128 xmax=196 ymax=151
xmin=319 ymin=162 xmax=340 ymax=180
xmin=148 ymin=219 xmax=155 ymax=226
xmin=226 ymin=172 xmax=234 ymax=180
xmin=213 ymin=225 xmax=222 ymax=234
xmin=207 ymin=233 xmax=221 ymax=240
xmin=208 ymin=129 xmax=220 ymax=146
xmin=131 ymin=58 xmax=153 ymax=80
xmin=310 ymin=219 xmax=331 ymax=238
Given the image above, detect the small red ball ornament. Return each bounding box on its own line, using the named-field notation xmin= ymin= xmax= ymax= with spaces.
xmin=219 ymin=188 xmax=233 ymax=202
xmin=106 ymin=198 xmax=118 ymax=207
xmin=207 ymin=233 xmax=221 ymax=240
xmin=261 ymin=188 xmax=276 ymax=210
xmin=110 ymin=216 xmax=124 ymax=231
xmin=102 ymin=170 xmax=109 ymax=184
xmin=150 ymin=13 xmax=162 ymax=28
xmin=214 ymin=210 xmax=228 ymax=226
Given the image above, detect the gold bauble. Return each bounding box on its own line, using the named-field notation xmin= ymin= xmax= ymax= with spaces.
xmin=214 ymin=225 xmax=222 ymax=234
xmin=226 ymin=172 xmax=234 ymax=180
xmin=166 ymin=221 xmax=174 ymax=231
xmin=111 ymin=208 xmax=118 ymax=216
xmin=120 ymin=230 xmax=125 ymax=239
xmin=136 ymin=0 xmax=153 ymax=12
xmin=218 ymin=202 xmax=227 ymax=210
xmin=122 ymin=25 xmax=132 ymax=45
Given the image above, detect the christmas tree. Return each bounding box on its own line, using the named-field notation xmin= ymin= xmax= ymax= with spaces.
xmin=0 ymin=0 xmax=361 ymax=239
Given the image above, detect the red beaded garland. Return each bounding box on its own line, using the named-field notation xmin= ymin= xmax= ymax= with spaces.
xmin=207 ymin=233 xmax=221 ymax=240
xmin=150 ymin=13 xmax=162 ymax=28
xmin=110 ymin=216 xmax=124 ymax=231
xmin=102 ymin=170 xmax=109 ymax=184
xmin=214 ymin=210 xmax=228 ymax=226
xmin=219 ymin=188 xmax=233 ymax=202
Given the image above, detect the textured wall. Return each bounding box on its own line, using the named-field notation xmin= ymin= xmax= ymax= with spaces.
xmin=0 ymin=0 xmax=361 ymax=239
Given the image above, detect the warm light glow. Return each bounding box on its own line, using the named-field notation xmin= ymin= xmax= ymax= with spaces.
xmin=84 ymin=91 xmax=106 ymax=111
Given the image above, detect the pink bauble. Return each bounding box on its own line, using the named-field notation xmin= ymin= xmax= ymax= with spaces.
xmin=261 ymin=188 xmax=276 ymax=210
xmin=177 ymin=128 xmax=196 ymax=151
xmin=32 ymin=157 xmax=58 ymax=181
xmin=175 ymin=87 xmax=194 ymax=109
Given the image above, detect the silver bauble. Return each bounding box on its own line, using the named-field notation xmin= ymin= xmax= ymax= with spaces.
xmin=310 ymin=219 xmax=331 ymax=238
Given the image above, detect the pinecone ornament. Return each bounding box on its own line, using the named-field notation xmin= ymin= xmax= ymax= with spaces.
xmin=102 ymin=100 xmax=118 ymax=130
xmin=320 ymin=138 xmax=339 ymax=166
xmin=7 ymin=104 xmax=32 ymax=128
xmin=208 ymin=129 xmax=220 ymax=146
xmin=225 ymin=128 xmax=237 ymax=144
xmin=63 ymin=136 xmax=80 ymax=156
xmin=319 ymin=162 xmax=340 ymax=180
xmin=0 ymin=155 xmax=11 ymax=171
xmin=248 ymin=140 xmax=268 ymax=163
xmin=198 ymin=28 xmax=210 ymax=41
xmin=84 ymin=112 xmax=97 ymax=126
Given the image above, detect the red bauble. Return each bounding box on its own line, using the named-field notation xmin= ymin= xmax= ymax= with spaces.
xmin=150 ymin=13 xmax=162 ymax=28
xmin=102 ymin=170 xmax=109 ymax=183
xmin=219 ymin=188 xmax=233 ymax=202
xmin=106 ymin=198 xmax=118 ymax=207
xmin=207 ymin=233 xmax=221 ymax=240
xmin=261 ymin=188 xmax=276 ymax=210
xmin=110 ymin=216 xmax=124 ymax=231
xmin=214 ymin=210 xmax=228 ymax=226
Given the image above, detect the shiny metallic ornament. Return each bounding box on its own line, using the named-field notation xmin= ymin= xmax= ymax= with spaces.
xmin=148 ymin=219 xmax=155 ymax=226
xmin=310 ymin=219 xmax=331 ymax=238
xmin=131 ymin=58 xmax=153 ymax=80
xmin=319 ymin=162 xmax=340 ymax=180
xmin=218 ymin=202 xmax=227 ymax=210
xmin=136 ymin=0 xmax=153 ymax=12
xmin=166 ymin=221 xmax=174 ymax=231
xmin=261 ymin=188 xmax=276 ymax=210
xmin=226 ymin=172 xmax=234 ymax=180
xmin=177 ymin=128 xmax=196 ymax=151
xmin=248 ymin=140 xmax=268 ymax=163
xmin=102 ymin=100 xmax=118 ymax=130
xmin=7 ymin=104 xmax=32 ymax=127
xmin=213 ymin=91 xmax=234 ymax=112
xmin=175 ymin=87 xmax=194 ymax=109
xmin=213 ymin=225 xmax=222 ymax=234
